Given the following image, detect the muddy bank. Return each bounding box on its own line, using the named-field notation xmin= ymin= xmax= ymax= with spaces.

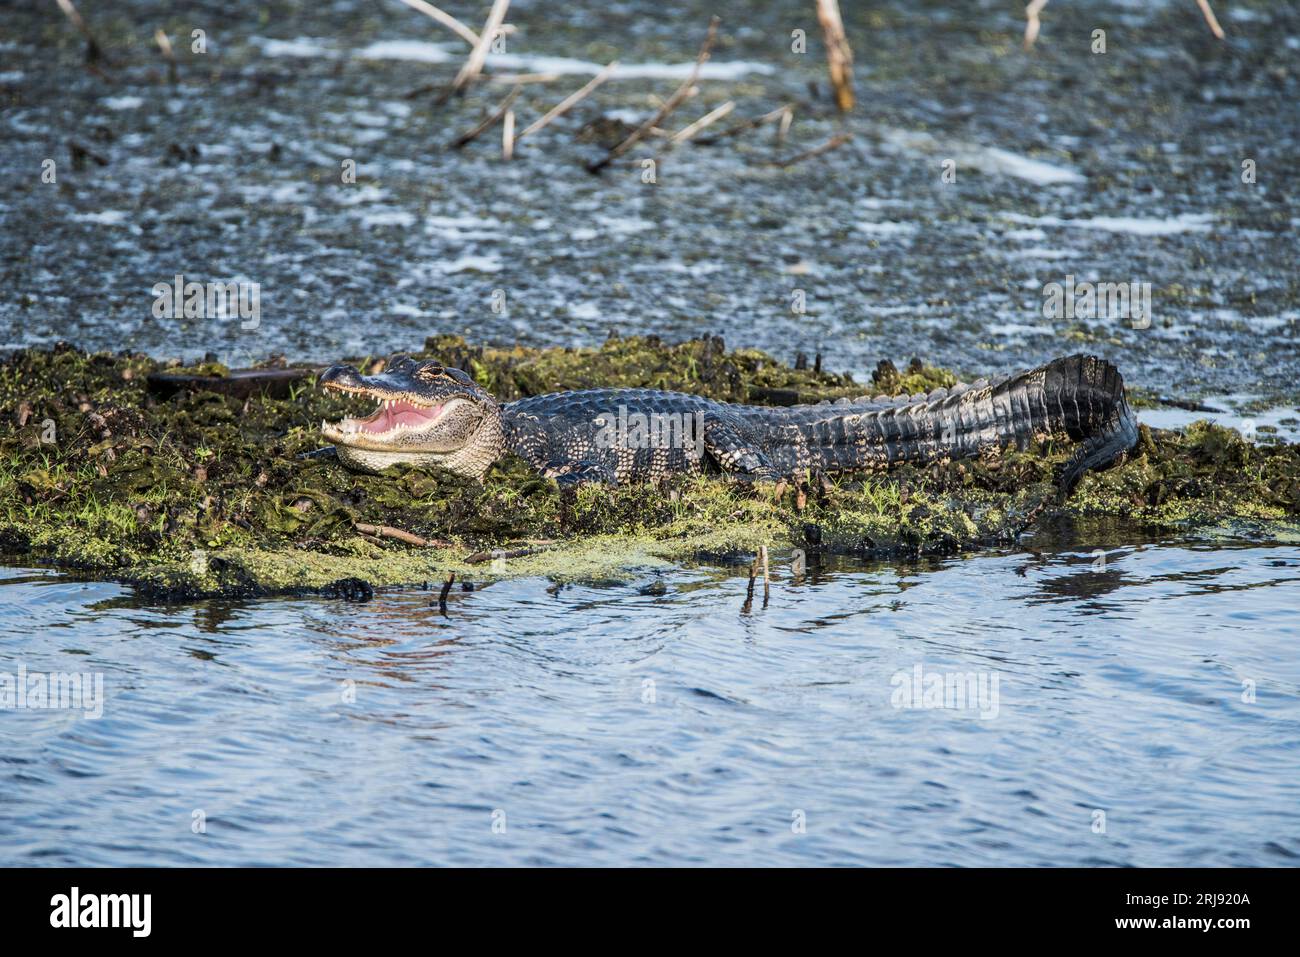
xmin=2 ymin=336 xmax=1297 ymax=600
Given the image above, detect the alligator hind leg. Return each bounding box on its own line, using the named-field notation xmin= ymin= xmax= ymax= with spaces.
xmin=1054 ymin=413 xmax=1139 ymax=494
xmin=703 ymin=421 xmax=782 ymax=482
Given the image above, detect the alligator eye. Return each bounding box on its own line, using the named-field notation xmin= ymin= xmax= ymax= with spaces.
xmin=416 ymin=364 xmax=445 ymax=380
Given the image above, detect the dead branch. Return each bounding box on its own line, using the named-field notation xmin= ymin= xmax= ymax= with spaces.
xmin=1024 ymin=0 xmax=1048 ymax=50
xmin=587 ymin=15 xmax=720 ymax=173
xmin=353 ymin=522 xmax=450 ymax=547
xmin=1195 ymin=0 xmax=1225 ymax=40
xmin=463 ymin=545 xmax=552 ymax=564
xmin=55 ymin=0 xmax=103 ymax=63
xmin=438 ymin=572 xmax=455 ymax=613
xmin=489 ymin=72 xmax=562 ymax=85
xmin=449 ymin=0 xmax=512 ymax=97
xmin=517 ymin=61 xmax=618 ymax=140
xmin=452 ymin=84 xmax=521 ymax=147
xmin=815 ymin=0 xmax=854 ymax=112
xmin=397 ymin=0 xmax=482 ymax=47
xmin=670 ymin=100 xmax=735 ymax=144
xmin=154 ymin=28 xmax=178 ymax=84
xmin=502 ymin=107 xmax=515 ymax=159
xmin=770 ymin=132 xmax=852 ymax=167
xmin=693 ymin=103 xmax=793 ymax=145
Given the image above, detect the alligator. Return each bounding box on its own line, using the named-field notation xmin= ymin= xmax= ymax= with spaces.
xmin=317 ymin=353 xmax=1138 ymax=492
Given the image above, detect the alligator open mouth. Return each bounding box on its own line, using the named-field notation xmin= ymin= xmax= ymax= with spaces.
xmin=325 ymin=397 xmax=449 ymax=437
xmin=320 ymin=377 xmax=457 ymax=444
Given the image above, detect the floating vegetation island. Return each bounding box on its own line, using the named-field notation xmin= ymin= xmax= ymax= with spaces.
xmin=2 ymin=335 xmax=1297 ymax=600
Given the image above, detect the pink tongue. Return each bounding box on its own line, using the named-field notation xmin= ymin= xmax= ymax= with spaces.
xmin=359 ymin=401 xmax=443 ymax=433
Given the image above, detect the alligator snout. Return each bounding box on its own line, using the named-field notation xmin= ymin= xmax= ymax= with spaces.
xmin=318 ymin=363 xmax=366 ymax=391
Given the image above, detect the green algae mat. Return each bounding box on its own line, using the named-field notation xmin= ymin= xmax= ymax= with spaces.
xmin=2 ymin=335 xmax=1297 ymax=600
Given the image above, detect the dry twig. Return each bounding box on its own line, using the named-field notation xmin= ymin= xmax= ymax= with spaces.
xmin=397 ymin=0 xmax=482 ymax=47
xmin=449 ymin=0 xmax=512 ymax=97
xmin=670 ymin=100 xmax=735 ymax=144
xmin=1024 ymin=0 xmax=1048 ymax=50
xmin=354 ymin=522 xmax=450 ymax=547
xmin=517 ymin=61 xmax=618 ymax=140
xmin=1195 ymin=0 xmax=1225 ymax=40
xmin=55 ymin=0 xmax=103 ymax=63
xmin=489 ymin=72 xmax=562 ymax=85
xmin=693 ymin=104 xmax=793 ymax=145
xmin=463 ymin=545 xmax=552 ymax=564
xmin=502 ymin=108 xmax=515 ymax=159
xmin=815 ymin=0 xmax=854 ymax=112
xmin=154 ymin=28 xmax=178 ymax=84
xmin=770 ymin=132 xmax=852 ymax=167
xmin=452 ymin=84 xmax=521 ymax=147
xmin=587 ymin=16 xmax=720 ymax=173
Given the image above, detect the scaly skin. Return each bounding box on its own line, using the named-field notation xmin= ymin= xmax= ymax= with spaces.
xmin=318 ymin=354 xmax=1138 ymax=492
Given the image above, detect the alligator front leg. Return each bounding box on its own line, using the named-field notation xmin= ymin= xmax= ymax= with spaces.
xmin=542 ymin=459 xmax=619 ymax=488
xmin=703 ymin=421 xmax=782 ymax=482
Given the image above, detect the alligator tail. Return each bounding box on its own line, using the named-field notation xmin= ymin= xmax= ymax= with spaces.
xmin=815 ymin=354 xmax=1138 ymax=493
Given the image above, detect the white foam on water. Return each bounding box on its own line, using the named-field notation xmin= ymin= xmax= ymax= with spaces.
xmin=356 ymin=40 xmax=454 ymax=63
xmin=1003 ymin=212 xmax=1215 ymax=235
xmin=354 ymin=40 xmax=775 ymax=79
xmin=241 ymin=183 xmax=314 ymax=204
xmin=879 ymin=128 xmax=1084 ymax=185
xmin=331 ymin=184 xmax=390 ymax=206
xmin=596 ymin=215 xmax=655 ymax=236
xmin=425 ymin=215 xmax=502 ymax=241
xmin=855 ymin=221 xmax=916 ymax=236
xmin=438 ymin=255 xmax=502 ymax=273
xmin=361 ymin=209 xmax=417 ymax=228
xmin=858 ymin=197 xmax=906 ymax=209
xmin=103 ymin=95 xmax=144 ymax=111
xmin=978 ymin=147 xmax=1086 ymax=185
xmin=1005 ymin=246 xmax=1076 ymax=260
xmin=74 ymin=211 xmax=130 ymax=225
xmin=986 ymin=322 xmax=1052 ymax=337
xmin=569 ymin=302 xmax=602 ymax=320
xmin=252 ymin=37 xmax=335 ymax=58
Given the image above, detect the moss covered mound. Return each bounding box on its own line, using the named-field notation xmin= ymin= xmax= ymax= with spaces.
xmin=1 ymin=336 xmax=1296 ymax=600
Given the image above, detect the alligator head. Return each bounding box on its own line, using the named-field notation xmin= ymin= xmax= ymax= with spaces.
xmin=319 ymin=356 xmax=504 ymax=479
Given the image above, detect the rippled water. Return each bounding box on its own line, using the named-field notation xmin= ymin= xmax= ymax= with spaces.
xmin=4 ymin=529 xmax=1298 ymax=866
